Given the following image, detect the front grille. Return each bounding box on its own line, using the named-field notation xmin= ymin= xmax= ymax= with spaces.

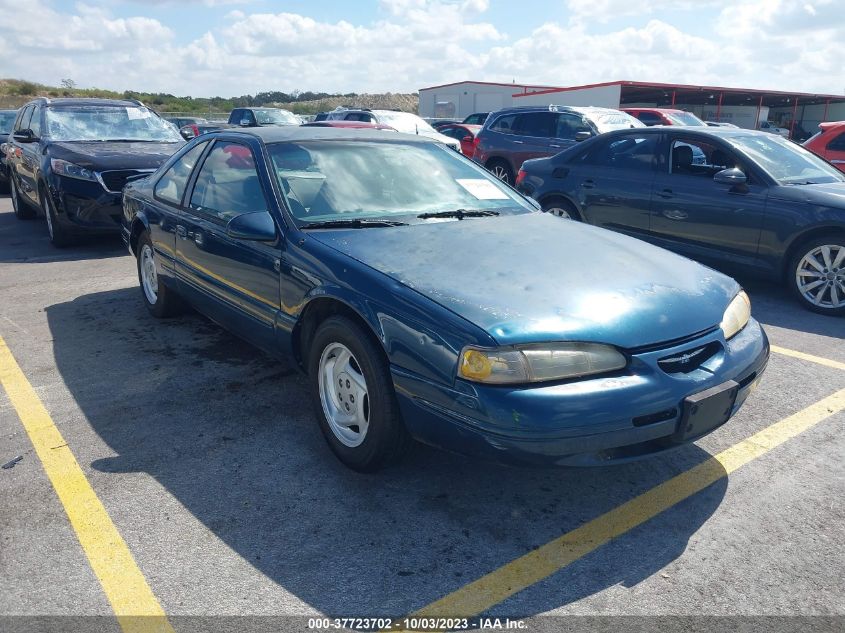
xmin=98 ymin=169 xmax=153 ymax=193
xmin=657 ymin=341 xmax=721 ymax=374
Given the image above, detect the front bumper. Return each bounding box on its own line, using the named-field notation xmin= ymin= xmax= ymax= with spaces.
xmin=47 ymin=174 xmax=122 ymax=234
xmin=393 ymin=319 xmax=769 ymax=466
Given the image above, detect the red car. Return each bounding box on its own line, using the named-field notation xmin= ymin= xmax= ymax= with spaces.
xmin=803 ymin=121 xmax=845 ymax=172
xmin=434 ymin=123 xmax=482 ymax=158
xmin=622 ymin=108 xmax=707 ymax=127
xmin=302 ymin=120 xmax=395 ymax=131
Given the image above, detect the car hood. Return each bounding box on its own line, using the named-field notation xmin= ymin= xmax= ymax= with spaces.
xmin=310 ymin=213 xmax=740 ymax=349
xmin=769 ymin=181 xmax=845 ymax=207
xmin=47 ymin=141 xmax=184 ymax=170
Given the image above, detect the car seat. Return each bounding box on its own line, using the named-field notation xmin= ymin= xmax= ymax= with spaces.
xmin=672 ymin=145 xmax=694 ymax=174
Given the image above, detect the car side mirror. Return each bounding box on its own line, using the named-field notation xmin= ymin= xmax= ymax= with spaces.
xmin=226 ymin=211 xmax=277 ymax=241
xmin=13 ymin=129 xmax=36 ymax=143
xmin=714 ymin=168 xmax=747 ymax=186
xmin=575 ymin=131 xmax=592 ymax=142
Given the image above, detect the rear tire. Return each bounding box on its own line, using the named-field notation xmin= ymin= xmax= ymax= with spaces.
xmin=308 ymin=315 xmax=411 ymax=472
xmin=542 ymin=196 xmax=582 ymax=221
xmin=137 ymin=231 xmax=184 ymax=318
xmin=10 ymin=178 xmax=36 ymax=220
xmin=788 ymin=236 xmax=845 ymax=316
xmin=486 ymin=159 xmax=513 ymax=185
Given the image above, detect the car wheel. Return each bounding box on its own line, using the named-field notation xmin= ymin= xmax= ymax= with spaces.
xmin=308 ymin=315 xmax=411 ymax=472
xmin=40 ymin=186 xmax=73 ymax=247
xmin=137 ymin=231 xmax=183 ymax=318
xmin=789 ymin=237 xmax=845 ymax=316
xmin=10 ymin=178 xmax=36 ymax=220
xmin=486 ymin=160 xmax=513 ymax=185
xmin=542 ymin=196 xmax=582 ymax=221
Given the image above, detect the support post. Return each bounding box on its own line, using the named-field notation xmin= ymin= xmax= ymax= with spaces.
xmin=671 ymin=91 xmax=676 ymax=106
xmin=790 ymin=98 xmax=799 ymax=139
xmin=823 ymin=98 xmax=830 ymax=123
xmin=755 ymin=95 xmax=763 ymax=129
xmin=715 ymin=92 xmax=723 ymax=122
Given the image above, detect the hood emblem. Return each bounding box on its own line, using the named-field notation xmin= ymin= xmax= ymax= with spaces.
xmin=662 ymin=346 xmax=708 ymax=365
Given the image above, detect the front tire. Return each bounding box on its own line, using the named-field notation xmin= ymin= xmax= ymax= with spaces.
xmin=789 ymin=237 xmax=845 ymax=316
xmin=41 ymin=185 xmax=73 ymax=247
xmin=10 ymin=178 xmax=36 ymax=220
xmin=137 ymin=232 xmax=183 ymax=318
xmin=308 ymin=316 xmax=411 ymax=472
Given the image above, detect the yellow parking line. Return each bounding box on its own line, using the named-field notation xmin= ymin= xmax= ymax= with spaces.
xmin=410 ymin=388 xmax=845 ymax=619
xmin=0 ymin=337 xmax=174 ymax=633
xmin=770 ymin=345 xmax=845 ymax=372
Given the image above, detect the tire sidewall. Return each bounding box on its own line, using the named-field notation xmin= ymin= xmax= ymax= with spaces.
xmin=542 ymin=196 xmax=581 ymax=221
xmin=137 ymin=232 xmax=167 ymax=317
xmin=308 ymin=316 xmax=403 ymax=471
xmin=789 ymin=237 xmax=845 ymax=316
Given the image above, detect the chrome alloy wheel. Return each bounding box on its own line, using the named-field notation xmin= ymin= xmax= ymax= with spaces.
xmin=42 ymin=194 xmax=55 ymax=240
xmin=318 ymin=342 xmax=370 ymax=447
xmin=490 ymin=164 xmax=510 ymax=183
xmin=547 ymin=205 xmax=572 ymax=219
xmin=140 ymin=244 xmax=159 ymax=305
xmin=796 ymin=244 xmax=845 ymax=309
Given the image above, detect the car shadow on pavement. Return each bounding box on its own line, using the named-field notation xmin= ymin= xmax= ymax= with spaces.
xmin=46 ymin=288 xmax=727 ymax=618
xmin=0 ymin=198 xmax=126 ymax=263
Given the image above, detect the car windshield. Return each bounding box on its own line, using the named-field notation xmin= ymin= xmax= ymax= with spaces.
xmin=0 ymin=111 xmax=17 ymax=134
xmin=254 ymin=109 xmax=299 ymax=125
xmin=374 ymin=112 xmax=438 ymax=135
xmin=45 ymin=106 xmax=183 ymax=142
xmin=666 ymin=112 xmax=706 ymax=126
xmin=268 ymin=140 xmax=533 ymax=224
xmin=592 ymin=112 xmax=645 ymax=133
xmin=729 ymin=134 xmax=845 ymax=185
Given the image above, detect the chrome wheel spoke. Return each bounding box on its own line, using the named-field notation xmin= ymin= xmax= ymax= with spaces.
xmin=803 ymin=254 xmax=825 ymax=273
xmin=797 ymin=245 xmax=845 ymax=309
xmin=832 ymin=247 xmax=845 ymax=270
xmin=820 ymin=245 xmax=833 ymax=269
xmin=800 ymin=279 xmax=824 ymax=294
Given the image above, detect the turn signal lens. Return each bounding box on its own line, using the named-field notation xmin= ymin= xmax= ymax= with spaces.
xmin=720 ymin=291 xmax=751 ymax=340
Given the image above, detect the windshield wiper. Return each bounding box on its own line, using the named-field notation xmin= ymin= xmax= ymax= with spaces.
xmin=299 ymin=219 xmax=408 ymax=229
xmin=417 ymin=209 xmax=500 ymax=220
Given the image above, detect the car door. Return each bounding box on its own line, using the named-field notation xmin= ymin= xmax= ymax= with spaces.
xmin=648 ymin=135 xmax=768 ymax=268
xmin=549 ymin=112 xmax=592 ymax=153
xmin=11 ymin=105 xmax=38 ymax=204
xmin=176 ymin=139 xmax=282 ymax=352
xmin=571 ymin=131 xmax=659 ymax=237
xmin=510 ymin=112 xmax=555 ymax=168
xmin=823 ymin=129 xmax=845 ymax=171
xmin=150 ymin=141 xmax=212 ymax=284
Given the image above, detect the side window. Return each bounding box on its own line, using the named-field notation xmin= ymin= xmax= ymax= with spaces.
xmin=554 ymin=113 xmax=591 ymax=140
xmin=189 ymin=142 xmax=267 ymax=223
xmin=515 ymin=112 xmax=555 ymax=138
xmin=489 ymin=114 xmax=516 ymax=134
xmin=637 ymin=112 xmax=663 ymax=126
xmin=439 ymin=126 xmax=462 ymax=140
xmin=582 ymin=135 xmax=658 ymax=171
xmin=29 ymin=107 xmax=42 ymax=136
xmin=154 ymin=142 xmax=209 ymax=206
xmin=16 ymin=106 xmax=34 ymax=132
xmin=669 ymin=138 xmax=749 ymax=179
xmin=827 ymin=132 xmax=845 ymax=151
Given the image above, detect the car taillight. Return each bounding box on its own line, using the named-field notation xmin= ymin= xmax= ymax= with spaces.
xmin=515 ymin=169 xmax=526 ymax=187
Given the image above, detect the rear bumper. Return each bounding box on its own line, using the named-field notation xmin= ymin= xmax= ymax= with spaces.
xmin=392 ymin=319 xmax=769 ymax=466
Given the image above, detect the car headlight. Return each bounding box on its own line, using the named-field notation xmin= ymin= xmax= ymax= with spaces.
xmin=50 ymin=158 xmax=98 ymax=183
xmin=458 ymin=342 xmax=627 ymax=384
xmin=720 ymin=291 xmax=751 ymax=340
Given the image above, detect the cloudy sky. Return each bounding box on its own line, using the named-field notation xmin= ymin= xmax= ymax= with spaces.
xmin=0 ymin=0 xmax=842 ymax=97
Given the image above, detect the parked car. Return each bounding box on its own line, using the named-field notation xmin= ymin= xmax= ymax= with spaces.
xmin=426 ymin=118 xmax=460 ymax=129
xmin=122 ymin=126 xmax=768 ymax=471
xmin=516 ymin=126 xmax=845 ymax=315
xmin=435 ymin=123 xmax=482 ymax=158
xmin=228 ymin=107 xmax=300 ymax=127
xmin=803 ymin=121 xmax=845 ymax=173
xmin=179 ymin=121 xmax=232 ymax=140
xmin=706 ymin=121 xmax=739 ymax=128
xmin=473 ymin=105 xmax=644 ymax=184
xmin=0 ymin=109 xmax=18 ymax=192
xmin=758 ymin=120 xmax=790 ymax=137
xmin=462 ymin=112 xmax=489 ymax=125
xmin=166 ymin=116 xmax=208 ymax=130
xmin=622 ymin=108 xmax=707 ymax=127
xmin=302 ymin=120 xmax=396 ymax=131
xmin=7 ymin=97 xmax=184 ymax=246
xmin=324 ymin=108 xmax=461 ymax=151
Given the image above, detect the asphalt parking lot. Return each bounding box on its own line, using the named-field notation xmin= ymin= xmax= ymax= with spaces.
xmin=0 ymin=194 xmax=843 ymax=632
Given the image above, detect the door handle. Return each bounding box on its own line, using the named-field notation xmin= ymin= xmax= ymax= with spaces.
xmin=581 ymin=179 xmax=595 ymax=189
xmin=194 ymin=232 xmax=204 ymax=247
xmin=175 ymin=225 xmax=187 ymax=239
xmin=657 ymin=188 xmax=674 ymax=199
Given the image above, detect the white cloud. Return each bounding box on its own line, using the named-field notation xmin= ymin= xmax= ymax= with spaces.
xmin=0 ymin=0 xmax=841 ymax=97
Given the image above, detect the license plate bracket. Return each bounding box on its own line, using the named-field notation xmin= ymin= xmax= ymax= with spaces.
xmin=675 ymin=380 xmax=739 ymax=441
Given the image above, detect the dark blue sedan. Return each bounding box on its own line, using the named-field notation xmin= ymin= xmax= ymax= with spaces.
xmin=122 ymin=127 xmax=768 ymax=471
xmin=515 ymin=127 xmax=845 ymax=316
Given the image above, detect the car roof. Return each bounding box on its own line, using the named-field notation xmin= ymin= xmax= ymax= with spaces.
xmin=599 ymin=126 xmax=769 ymax=140
xmin=208 ymin=126 xmax=437 ymax=144
xmin=622 ymin=107 xmax=685 ymax=114
xmin=33 ymin=97 xmax=146 ymax=108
